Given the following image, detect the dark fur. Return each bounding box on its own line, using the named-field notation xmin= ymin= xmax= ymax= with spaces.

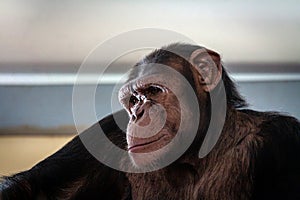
xmin=1 ymin=43 xmax=300 ymax=200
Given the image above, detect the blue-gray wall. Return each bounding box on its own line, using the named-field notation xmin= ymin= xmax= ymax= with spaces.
xmin=0 ymin=81 xmax=300 ymax=134
xmin=0 ymin=81 xmax=300 ymax=130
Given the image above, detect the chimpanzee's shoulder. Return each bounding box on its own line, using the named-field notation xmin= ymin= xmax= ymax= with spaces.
xmin=237 ymin=110 xmax=300 ymax=198
xmin=239 ymin=109 xmax=300 ymax=138
xmin=240 ymin=109 xmax=299 ymax=125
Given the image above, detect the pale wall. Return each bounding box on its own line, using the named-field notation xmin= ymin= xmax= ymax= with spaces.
xmin=0 ymin=136 xmax=72 ymax=176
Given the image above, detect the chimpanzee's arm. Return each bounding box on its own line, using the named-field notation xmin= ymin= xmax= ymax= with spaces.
xmin=0 ymin=110 xmax=131 ymax=200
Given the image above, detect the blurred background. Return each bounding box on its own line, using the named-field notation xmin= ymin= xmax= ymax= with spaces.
xmin=0 ymin=0 xmax=300 ymax=175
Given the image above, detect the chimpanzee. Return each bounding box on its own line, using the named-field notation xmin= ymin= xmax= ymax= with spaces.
xmin=1 ymin=43 xmax=300 ymax=200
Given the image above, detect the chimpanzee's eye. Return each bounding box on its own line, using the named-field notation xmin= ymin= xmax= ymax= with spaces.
xmin=147 ymin=86 xmax=163 ymax=96
xmin=129 ymin=95 xmax=138 ymax=106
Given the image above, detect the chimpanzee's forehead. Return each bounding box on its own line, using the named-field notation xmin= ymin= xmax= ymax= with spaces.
xmin=120 ymin=62 xmax=189 ymax=97
xmin=134 ymin=61 xmax=185 ymax=78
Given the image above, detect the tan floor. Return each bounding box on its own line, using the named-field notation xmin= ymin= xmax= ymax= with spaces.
xmin=0 ymin=135 xmax=73 ymax=176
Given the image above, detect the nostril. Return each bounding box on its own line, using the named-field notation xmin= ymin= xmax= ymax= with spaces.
xmin=137 ymin=109 xmax=144 ymax=121
xmin=132 ymin=114 xmax=136 ymax=121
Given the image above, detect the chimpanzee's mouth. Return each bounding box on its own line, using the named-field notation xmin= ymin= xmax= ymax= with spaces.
xmin=127 ymin=135 xmax=166 ymax=153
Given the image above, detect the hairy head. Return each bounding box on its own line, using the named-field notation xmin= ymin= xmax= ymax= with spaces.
xmin=118 ymin=43 xmax=247 ymax=167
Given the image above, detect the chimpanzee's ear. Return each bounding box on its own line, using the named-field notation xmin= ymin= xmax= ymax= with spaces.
xmin=189 ymin=48 xmax=222 ymax=92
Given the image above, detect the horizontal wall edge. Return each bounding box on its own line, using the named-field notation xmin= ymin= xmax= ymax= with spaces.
xmin=0 ymin=73 xmax=300 ymax=86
